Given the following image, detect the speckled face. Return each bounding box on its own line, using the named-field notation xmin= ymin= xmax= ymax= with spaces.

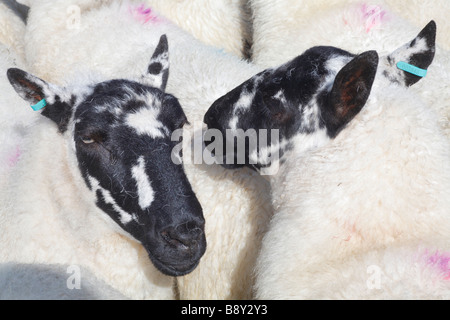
xmin=204 ymin=47 xmax=378 ymax=173
xmin=7 ymin=35 xmax=207 ymax=277
xmin=73 ymin=79 xmax=206 ymax=277
xmin=204 ymin=21 xmax=436 ymax=174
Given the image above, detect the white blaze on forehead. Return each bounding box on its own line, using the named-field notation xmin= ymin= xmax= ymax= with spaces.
xmin=229 ymin=90 xmax=257 ymax=130
xmin=88 ymin=175 xmax=135 ymax=225
xmin=131 ymin=156 xmax=155 ymax=210
xmin=126 ymin=106 xmax=167 ymax=138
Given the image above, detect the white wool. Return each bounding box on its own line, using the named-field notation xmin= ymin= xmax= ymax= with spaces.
xmin=250 ymin=0 xmax=450 ymax=299
xmin=384 ymin=0 xmax=450 ymax=51
xmin=0 ymin=42 xmax=33 ymax=192
xmin=0 ymin=2 xmax=26 ymax=61
xmin=142 ymin=0 xmax=250 ymax=58
xmin=249 ymin=0 xmax=450 ymax=138
xmin=254 ymin=70 xmax=450 ymax=299
xmin=251 ymin=0 xmax=450 ymax=65
xmin=0 ymin=3 xmax=170 ymax=301
xmin=17 ymin=0 xmax=249 ymax=58
xmin=13 ymin=0 xmax=273 ymax=299
xmin=0 ymin=118 xmax=175 ymax=299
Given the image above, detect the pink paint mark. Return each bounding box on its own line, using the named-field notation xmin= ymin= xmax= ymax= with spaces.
xmin=129 ymin=4 xmax=162 ymax=25
xmin=425 ymin=250 xmax=450 ymax=281
xmin=7 ymin=145 xmax=21 ymax=168
xmin=360 ymin=4 xmax=387 ymax=33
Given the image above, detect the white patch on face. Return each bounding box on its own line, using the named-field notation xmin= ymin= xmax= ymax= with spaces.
xmin=235 ymin=90 xmax=256 ymax=111
xmin=88 ymin=175 xmax=135 ymax=225
xmin=229 ymin=116 xmax=239 ymax=131
xmin=126 ymin=106 xmax=167 ymax=138
xmin=131 ymin=156 xmax=155 ymax=210
xmin=273 ymin=90 xmax=287 ymax=104
xmin=325 ymin=55 xmax=353 ymax=77
xmin=228 ymin=90 xmax=257 ymax=131
xmin=316 ymin=54 xmax=354 ymax=93
xmin=302 ymin=102 xmax=322 ymax=132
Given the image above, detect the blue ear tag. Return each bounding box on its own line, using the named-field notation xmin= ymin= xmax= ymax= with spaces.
xmin=397 ymin=61 xmax=428 ymax=78
xmin=31 ymin=99 xmax=47 ymax=111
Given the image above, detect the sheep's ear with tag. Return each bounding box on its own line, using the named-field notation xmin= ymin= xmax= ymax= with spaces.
xmin=142 ymin=34 xmax=170 ymax=91
xmin=322 ymin=51 xmax=379 ymax=138
xmin=383 ymin=20 xmax=436 ymax=87
xmin=7 ymin=68 xmax=74 ymax=133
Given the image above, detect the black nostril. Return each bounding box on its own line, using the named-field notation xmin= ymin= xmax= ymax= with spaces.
xmin=161 ymin=222 xmax=204 ymax=251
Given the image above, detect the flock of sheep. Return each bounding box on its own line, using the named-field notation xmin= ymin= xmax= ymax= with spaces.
xmin=0 ymin=0 xmax=449 ymax=300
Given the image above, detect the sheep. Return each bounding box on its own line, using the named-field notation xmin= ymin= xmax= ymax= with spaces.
xmin=249 ymin=0 xmax=450 ymax=138
xmin=140 ymin=0 xmax=252 ymax=58
xmin=1 ymin=35 xmax=208 ymax=300
xmin=250 ymin=0 xmax=450 ymax=65
xmin=16 ymin=0 xmax=251 ymax=58
xmin=0 ymin=41 xmax=33 ymax=193
xmin=384 ymin=0 xmax=450 ymax=51
xmin=204 ymin=22 xmax=450 ymax=299
xmin=14 ymin=0 xmax=273 ymax=299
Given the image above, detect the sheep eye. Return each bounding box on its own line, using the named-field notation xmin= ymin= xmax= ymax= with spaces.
xmin=81 ymin=136 xmax=95 ymax=144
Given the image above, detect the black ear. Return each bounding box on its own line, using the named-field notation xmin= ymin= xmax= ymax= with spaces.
xmin=160 ymin=94 xmax=189 ymax=132
xmin=142 ymin=34 xmax=170 ymax=91
xmin=323 ymin=51 xmax=379 ymax=138
xmin=384 ymin=21 xmax=436 ymax=86
xmin=7 ymin=68 xmax=74 ymax=133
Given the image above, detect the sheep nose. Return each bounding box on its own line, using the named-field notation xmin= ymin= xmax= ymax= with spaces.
xmin=160 ymin=221 xmax=204 ymax=251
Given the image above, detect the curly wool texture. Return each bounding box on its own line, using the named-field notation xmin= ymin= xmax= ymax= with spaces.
xmin=250 ymin=0 xmax=450 ymax=142
xmin=10 ymin=0 xmax=273 ymax=299
xmin=254 ymin=61 xmax=450 ymax=299
xmin=0 ymin=2 xmax=26 ymax=60
xmin=249 ymin=0 xmax=450 ymax=298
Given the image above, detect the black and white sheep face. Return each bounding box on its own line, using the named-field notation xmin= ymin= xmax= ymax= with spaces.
xmin=8 ymin=35 xmax=206 ymax=277
xmin=204 ymin=47 xmax=378 ymax=173
xmin=204 ymin=21 xmax=436 ymax=174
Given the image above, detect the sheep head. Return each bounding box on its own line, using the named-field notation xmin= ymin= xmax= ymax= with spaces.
xmin=204 ymin=21 xmax=436 ymax=175
xmin=7 ymin=35 xmax=206 ymax=277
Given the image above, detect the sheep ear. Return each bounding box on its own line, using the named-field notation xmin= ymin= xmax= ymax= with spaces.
xmin=7 ymin=68 xmax=74 ymax=133
xmin=324 ymin=51 xmax=379 ymax=138
xmin=384 ymin=20 xmax=436 ymax=87
xmin=142 ymin=34 xmax=170 ymax=91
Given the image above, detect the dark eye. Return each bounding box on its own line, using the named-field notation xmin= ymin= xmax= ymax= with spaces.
xmin=81 ymin=137 xmax=95 ymax=144
xmin=79 ymin=131 xmax=106 ymax=145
